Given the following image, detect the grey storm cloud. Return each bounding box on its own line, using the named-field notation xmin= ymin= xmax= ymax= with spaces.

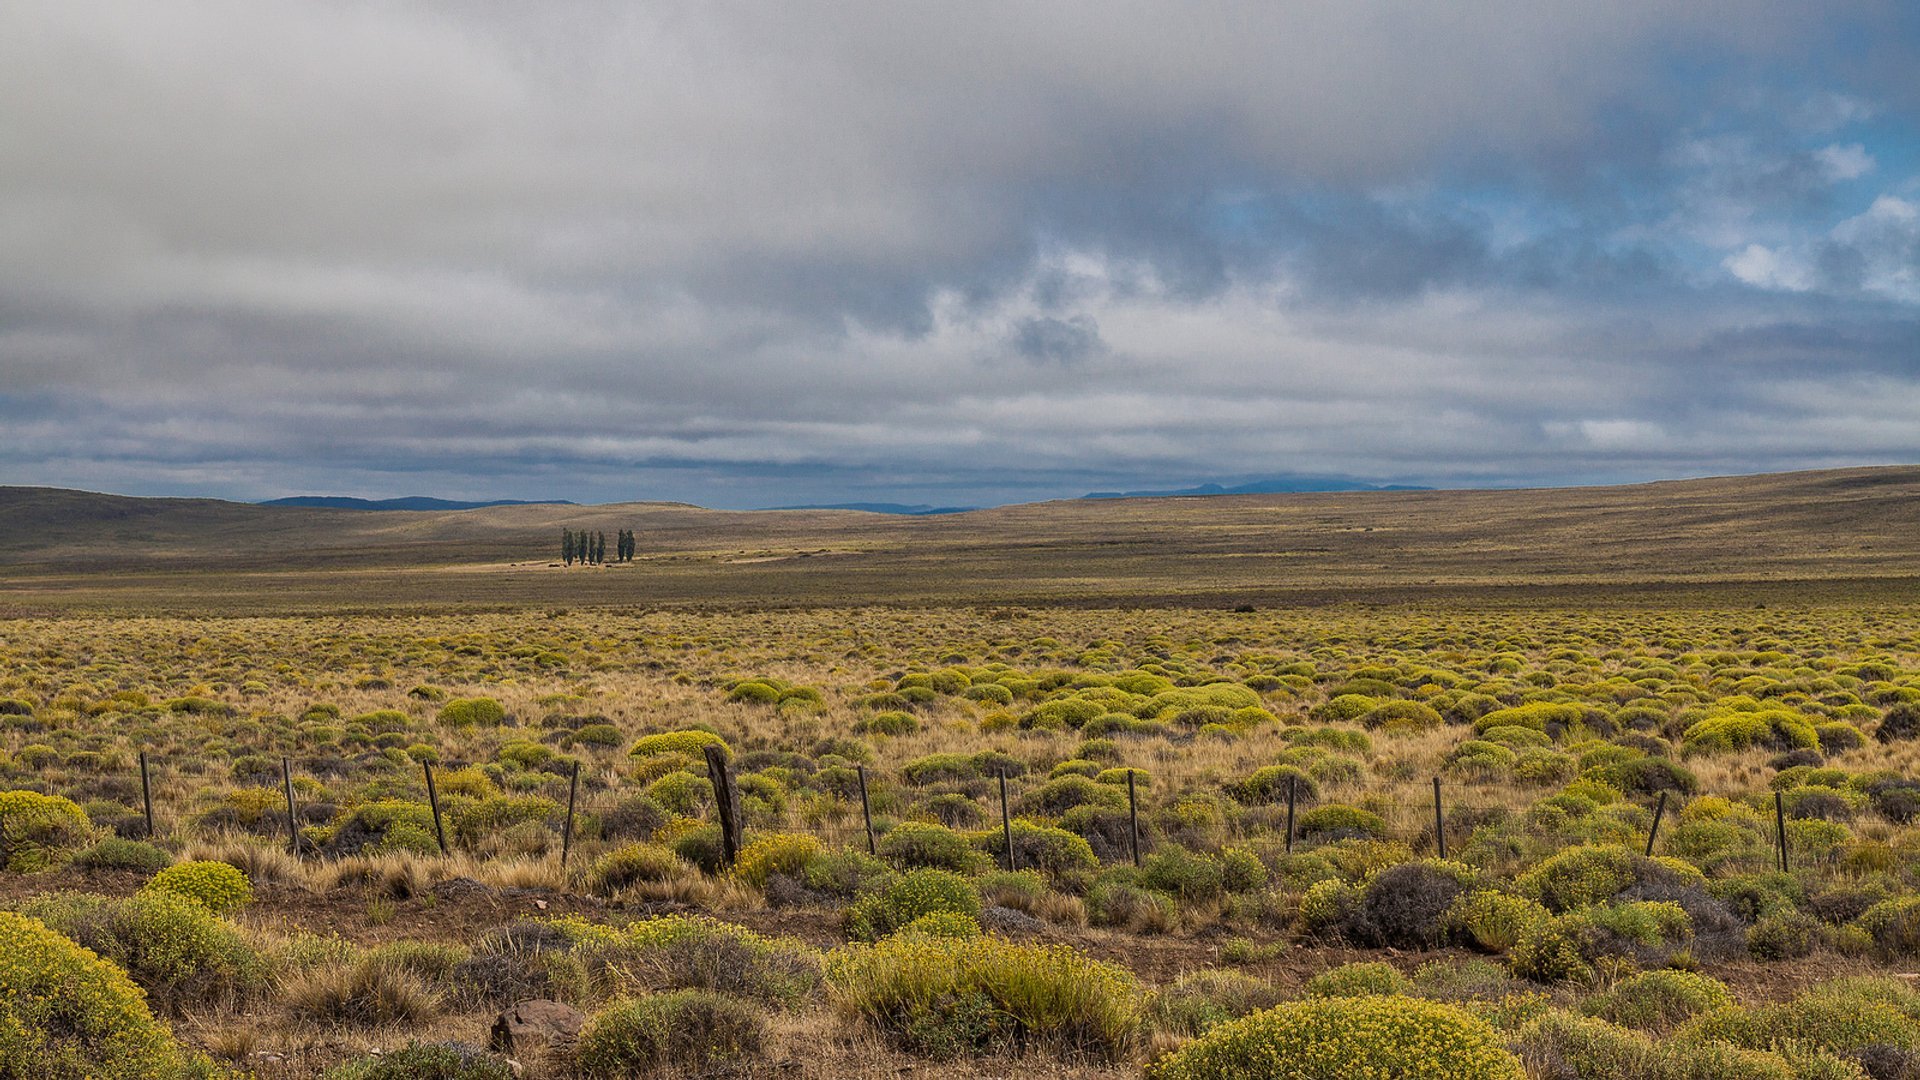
xmin=1 ymin=1 xmax=1918 ymax=507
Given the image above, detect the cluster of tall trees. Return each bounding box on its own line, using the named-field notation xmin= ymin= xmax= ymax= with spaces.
xmin=561 ymin=528 xmax=636 ymax=565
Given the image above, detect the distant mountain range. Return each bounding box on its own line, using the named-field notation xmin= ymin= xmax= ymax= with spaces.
xmin=1083 ymin=477 xmax=1429 ymax=499
xmin=765 ymin=502 xmax=977 ymax=515
xmin=260 ymin=496 xmax=574 ymax=511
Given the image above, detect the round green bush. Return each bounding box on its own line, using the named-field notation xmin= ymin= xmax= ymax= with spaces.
xmin=628 ymin=729 xmax=730 ymax=759
xmin=847 ymin=868 xmax=981 ymax=942
xmin=436 ymin=697 xmax=506 ymax=727
xmin=1148 ymin=995 xmax=1526 ymax=1079
xmin=24 ymin=889 xmax=267 ymax=1008
xmin=878 ymin=822 xmax=987 ymax=874
xmin=327 ymin=1041 xmax=512 ymax=1080
xmin=0 ymin=911 xmax=205 ymax=1078
xmin=1583 ymin=969 xmax=1731 ymax=1032
xmin=0 ymin=790 xmax=94 ymax=872
xmin=585 ymin=842 xmax=683 ymax=896
xmin=145 ymin=861 xmax=253 ymax=915
xmin=575 ymin=990 xmax=764 ymax=1076
xmin=1303 ymin=961 xmax=1410 ymax=999
xmin=73 ymin=838 xmax=174 ymax=873
xmin=732 ymin=832 xmax=826 ymax=890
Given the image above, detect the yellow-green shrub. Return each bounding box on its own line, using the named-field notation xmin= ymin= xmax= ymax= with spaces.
xmin=145 ymin=861 xmax=253 ymax=915
xmin=0 ymin=911 xmax=207 ymax=1078
xmin=847 ymin=868 xmax=980 ymax=942
xmin=584 ymin=842 xmax=682 ymax=896
xmin=629 ymin=729 xmax=730 ymax=759
xmin=733 ymin=832 xmax=826 ymax=890
xmin=575 ymin=990 xmax=764 ymax=1075
xmin=23 ymin=890 xmax=267 ymax=1009
xmin=1445 ymin=890 xmax=1548 ymax=952
xmin=435 ymin=697 xmax=506 ymax=727
xmin=1148 ymin=995 xmax=1525 ymax=1080
xmin=828 ymin=934 xmax=1141 ymax=1060
xmin=0 ymin=790 xmax=93 ymax=872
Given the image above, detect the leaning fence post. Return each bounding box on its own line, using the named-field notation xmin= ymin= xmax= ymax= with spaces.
xmin=422 ymin=761 xmax=448 ymax=855
xmin=1432 ymin=777 xmax=1446 ymax=860
xmin=1285 ymin=774 xmax=1297 ymax=855
xmin=560 ymin=760 xmax=580 ymax=870
xmin=1775 ymin=790 xmax=1789 ymax=873
xmin=1126 ymin=769 xmax=1141 ymax=867
xmin=139 ymin=751 xmax=156 ymax=839
xmin=281 ymin=756 xmax=300 ymax=858
xmin=856 ymin=764 xmax=876 ymax=857
xmin=1645 ymin=791 xmax=1668 ymax=856
xmin=703 ymin=744 xmax=742 ymax=867
xmin=998 ymin=771 xmax=1016 ymax=872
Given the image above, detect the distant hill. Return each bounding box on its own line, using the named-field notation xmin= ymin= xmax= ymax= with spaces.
xmin=765 ymin=502 xmax=976 ymax=515
xmin=261 ymin=496 xmax=573 ymax=511
xmin=2 ymin=466 xmax=1918 ymax=612
xmin=1085 ymin=477 xmax=1429 ymax=499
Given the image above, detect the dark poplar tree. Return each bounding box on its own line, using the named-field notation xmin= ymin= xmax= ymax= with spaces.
xmin=562 ymin=529 xmax=574 ymax=566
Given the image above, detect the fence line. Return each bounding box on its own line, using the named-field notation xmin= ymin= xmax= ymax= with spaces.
xmin=101 ymin=750 xmax=1835 ymax=878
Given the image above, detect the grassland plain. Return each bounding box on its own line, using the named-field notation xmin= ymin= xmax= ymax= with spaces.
xmin=1 ymin=470 xmax=1920 ymax=1077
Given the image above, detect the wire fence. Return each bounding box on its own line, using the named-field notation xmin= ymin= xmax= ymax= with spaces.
xmin=95 ymin=742 xmax=1887 ymax=888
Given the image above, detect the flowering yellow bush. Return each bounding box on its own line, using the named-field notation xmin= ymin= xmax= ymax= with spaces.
xmin=732 ymin=832 xmax=826 ymax=890
xmin=0 ymin=790 xmax=94 ymax=872
xmin=828 ymin=933 xmax=1141 ymax=1060
xmin=145 ymin=860 xmax=253 ymax=915
xmin=0 ymin=911 xmax=207 ymax=1078
xmin=1148 ymin=995 xmax=1526 ymax=1080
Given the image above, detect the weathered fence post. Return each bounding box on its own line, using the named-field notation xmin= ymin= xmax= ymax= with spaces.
xmin=423 ymin=761 xmax=448 ymax=855
xmin=704 ymin=744 xmax=741 ymax=867
xmin=856 ymin=764 xmax=876 ymax=857
xmin=1285 ymin=774 xmax=1297 ymax=855
xmin=281 ymin=756 xmax=300 ymax=858
xmin=1126 ymin=769 xmax=1141 ymax=867
xmin=1775 ymin=790 xmax=1789 ymax=873
xmin=998 ymin=771 xmax=1016 ymax=872
xmin=1432 ymin=777 xmax=1446 ymax=860
xmin=139 ymin=751 xmax=155 ymax=839
xmin=1645 ymin=791 xmax=1668 ymax=856
xmin=560 ymin=760 xmax=580 ymax=870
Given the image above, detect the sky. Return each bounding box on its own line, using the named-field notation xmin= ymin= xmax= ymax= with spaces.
xmin=2 ymin=2 xmax=1918 ymax=509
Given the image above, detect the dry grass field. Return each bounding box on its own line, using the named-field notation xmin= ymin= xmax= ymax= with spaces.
xmin=2 ymin=468 xmax=1919 ymax=1078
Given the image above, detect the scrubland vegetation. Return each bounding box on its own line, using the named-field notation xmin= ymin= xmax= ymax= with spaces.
xmin=2 ymin=601 xmax=1920 ymax=1077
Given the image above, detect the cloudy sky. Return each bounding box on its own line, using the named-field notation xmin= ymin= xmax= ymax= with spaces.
xmin=3 ymin=2 xmax=1918 ymax=508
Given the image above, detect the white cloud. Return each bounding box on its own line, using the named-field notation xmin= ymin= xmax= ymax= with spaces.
xmin=1815 ymin=143 xmax=1875 ymax=182
xmin=1724 ymin=244 xmax=1814 ymax=291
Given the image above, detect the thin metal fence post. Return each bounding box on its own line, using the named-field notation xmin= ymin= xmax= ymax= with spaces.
xmin=1126 ymin=769 xmax=1141 ymax=867
xmin=856 ymin=764 xmax=876 ymax=857
xmin=561 ymin=760 xmax=580 ymax=870
xmin=999 ymin=771 xmax=1016 ymax=872
xmin=1645 ymin=791 xmax=1668 ymax=856
xmin=1775 ymin=790 xmax=1789 ymax=873
xmin=139 ymin=751 xmax=155 ymax=839
xmin=281 ymin=756 xmax=300 ymax=858
xmin=1285 ymin=775 xmax=1297 ymax=855
xmin=423 ymin=761 xmax=448 ymax=855
xmin=1432 ymin=777 xmax=1446 ymax=860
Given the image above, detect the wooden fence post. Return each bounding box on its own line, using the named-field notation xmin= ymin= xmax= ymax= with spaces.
xmin=998 ymin=771 xmax=1016 ymax=872
xmin=1432 ymin=777 xmax=1446 ymax=860
xmin=1645 ymin=791 xmax=1668 ymax=856
xmin=1126 ymin=769 xmax=1141 ymax=867
xmin=560 ymin=760 xmax=580 ymax=870
xmin=139 ymin=751 xmax=155 ymax=840
xmin=856 ymin=764 xmax=876 ymax=857
xmin=704 ymin=744 xmax=741 ymax=867
xmin=281 ymin=757 xmax=300 ymax=858
xmin=423 ymin=761 xmax=448 ymax=855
